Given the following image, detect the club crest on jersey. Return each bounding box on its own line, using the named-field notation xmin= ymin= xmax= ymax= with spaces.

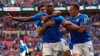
xmin=84 ymin=18 xmax=87 ymax=23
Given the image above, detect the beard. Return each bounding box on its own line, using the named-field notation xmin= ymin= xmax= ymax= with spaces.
xmin=46 ymin=10 xmax=53 ymax=15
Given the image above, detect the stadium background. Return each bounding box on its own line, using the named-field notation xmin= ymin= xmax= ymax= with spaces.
xmin=0 ymin=0 xmax=100 ymax=56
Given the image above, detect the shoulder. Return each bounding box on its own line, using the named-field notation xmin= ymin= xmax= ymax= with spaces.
xmin=36 ymin=21 xmax=42 ymax=24
xmin=19 ymin=44 xmax=21 ymax=47
xmin=35 ymin=21 xmax=42 ymax=26
xmin=38 ymin=12 xmax=46 ymax=15
xmin=23 ymin=43 xmax=26 ymax=46
xmin=56 ymin=15 xmax=64 ymax=18
xmin=52 ymin=15 xmax=64 ymax=23
xmin=32 ymin=12 xmax=46 ymax=16
xmin=80 ymin=14 xmax=89 ymax=18
xmin=55 ymin=15 xmax=65 ymax=21
xmin=39 ymin=12 xmax=46 ymax=15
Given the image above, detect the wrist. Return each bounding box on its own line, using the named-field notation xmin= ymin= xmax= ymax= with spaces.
xmin=77 ymin=28 xmax=83 ymax=32
xmin=77 ymin=26 xmax=80 ymax=30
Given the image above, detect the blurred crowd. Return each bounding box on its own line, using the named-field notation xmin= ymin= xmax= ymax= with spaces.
xmin=0 ymin=0 xmax=100 ymax=7
xmin=0 ymin=31 xmax=42 ymax=56
xmin=90 ymin=26 xmax=100 ymax=56
xmin=0 ymin=18 xmax=35 ymax=30
xmin=87 ymin=14 xmax=100 ymax=56
xmin=0 ymin=13 xmax=100 ymax=56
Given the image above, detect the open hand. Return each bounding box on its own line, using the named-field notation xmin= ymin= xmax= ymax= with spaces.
xmin=79 ymin=24 xmax=86 ymax=32
xmin=3 ymin=13 xmax=12 ymax=20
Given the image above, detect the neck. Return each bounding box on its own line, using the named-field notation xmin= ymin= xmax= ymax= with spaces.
xmin=73 ymin=13 xmax=80 ymax=18
xmin=47 ymin=13 xmax=52 ymax=15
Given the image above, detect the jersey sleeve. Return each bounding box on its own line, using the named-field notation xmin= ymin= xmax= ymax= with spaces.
xmin=32 ymin=13 xmax=46 ymax=21
xmin=67 ymin=17 xmax=71 ymax=21
xmin=80 ymin=14 xmax=89 ymax=26
xmin=55 ymin=16 xmax=65 ymax=24
xmin=36 ymin=21 xmax=43 ymax=27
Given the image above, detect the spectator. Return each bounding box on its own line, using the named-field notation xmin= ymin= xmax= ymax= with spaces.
xmin=26 ymin=40 xmax=34 ymax=56
xmin=18 ymin=39 xmax=29 ymax=56
xmin=0 ymin=1 xmax=5 ymax=7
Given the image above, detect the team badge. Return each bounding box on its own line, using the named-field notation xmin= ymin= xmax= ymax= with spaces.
xmin=84 ymin=18 xmax=87 ymax=23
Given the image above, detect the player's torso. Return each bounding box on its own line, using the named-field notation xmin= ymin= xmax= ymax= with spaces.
xmin=41 ymin=16 xmax=63 ymax=43
xmin=19 ymin=44 xmax=26 ymax=53
xmin=68 ymin=14 xmax=91 ymax=44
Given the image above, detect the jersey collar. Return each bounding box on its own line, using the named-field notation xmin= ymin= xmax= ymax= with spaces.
xmin=73 ymin=13 xmax=81 ymax=19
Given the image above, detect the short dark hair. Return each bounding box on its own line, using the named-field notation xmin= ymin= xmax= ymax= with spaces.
xmin=38 ymin=4 xmax=45 ymax=11
xmin=46 ymin=4 xmax=53 ymax=8
xmin=70 ymin=3 xmax=80 ymax=10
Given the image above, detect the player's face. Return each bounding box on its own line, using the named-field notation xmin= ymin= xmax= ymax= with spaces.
xmin=69 ymin=6 xmax=78 ymax=17
xmin=20 ymin=40 xmax=23 ymax=44
xmin=39 ymin=7 xmax=46 ymax=13
xmin=46 ymin=7 xmax=54 ymax=15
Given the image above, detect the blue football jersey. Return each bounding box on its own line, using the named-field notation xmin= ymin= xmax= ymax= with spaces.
xmin=32 ymin=12 xmax=46 ymax=21
xmin=67 ymin=14 xmax=91 ymax=44
xmin=19 ymin=43 xmax=27 ymax=53
xmin=36 ymin=15 xmax=65 ymax=43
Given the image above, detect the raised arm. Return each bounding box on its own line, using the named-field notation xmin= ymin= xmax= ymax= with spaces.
xmin=3 ymin=13 xmax=46 ymax=22
xmin=11 ymin=16 xmax=34 ymax=22
xmin=3 ymin=14 xmax=34 ymax=22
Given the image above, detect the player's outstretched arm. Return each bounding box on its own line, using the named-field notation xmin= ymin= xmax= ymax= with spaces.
xmin=4 ymin=15 xmax=34 ymax=22
xmin=3 ymin=13 xmax=44 ymax=22
xmin=12 ymin=17 xmax=34 ymax=22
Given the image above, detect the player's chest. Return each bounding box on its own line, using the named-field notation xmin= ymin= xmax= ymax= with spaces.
xmin=41 ymin=17 xmax=57 ymax=24
xmin=69 ymin=18 xmax=80 ymax=25
xmin=19 ymin=45 xmax=25 ymax=48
